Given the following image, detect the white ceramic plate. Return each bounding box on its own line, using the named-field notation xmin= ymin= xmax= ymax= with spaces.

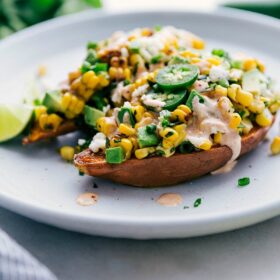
xmin=1 ymin=9 xmax=280 ymax=239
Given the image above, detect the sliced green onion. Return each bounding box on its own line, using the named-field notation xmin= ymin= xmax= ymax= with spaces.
xmin=238 ymin=177 xmax=250 ymax=187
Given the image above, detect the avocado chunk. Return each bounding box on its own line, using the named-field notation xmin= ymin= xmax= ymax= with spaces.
xmin=138 ymin=124 xmax=160 ymax=148
xmin=186 ymin=89 xmax=204 ymax=110
xmin=84 ymin=105 xmax=105 ymax=128
xmin=42 ymin=90 xmax=63 ymax=113
xmin=242 ymin=69 xmax=267 ymax=94
xmin=106 ymin=147 xmax=125 ymax=164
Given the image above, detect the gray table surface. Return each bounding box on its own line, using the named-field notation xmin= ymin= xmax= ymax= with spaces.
xmin=0 ymin=207 xmax=280 ymax=280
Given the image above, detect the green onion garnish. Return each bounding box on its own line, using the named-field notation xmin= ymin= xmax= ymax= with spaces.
xmin=238 ymin=177 xmax=250 ymax=187
xmin=194 ymin=198 xmax=202 ymax=208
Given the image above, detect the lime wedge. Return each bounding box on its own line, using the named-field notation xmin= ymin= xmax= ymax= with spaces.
xmin=0 ymin=103 xmax=33 ymax=142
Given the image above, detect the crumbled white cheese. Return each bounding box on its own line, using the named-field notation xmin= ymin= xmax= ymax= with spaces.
xmin=193 ymin=80 xmax=209 ymax=92
xmin=123 ymin=101 xmax=132 ymax=108
xmin=89 ymin=133 xmax=106 ymax=153
xmin=78 ymin=139 xmax=86 ymax=146
xmin=141 ymin=94 xmax=165 ymax=110
xmin=121 ymin=47 xmax=129 ymax=57
xmin=229 ymin=69 xmax=243 ymax=81
xmin=131 ymin=84 xmax=149 ymax=99
xmin=209 ymin=66 xmax=228 ymax=82
xmin=111 ymin=82 xmax=124 ymax=104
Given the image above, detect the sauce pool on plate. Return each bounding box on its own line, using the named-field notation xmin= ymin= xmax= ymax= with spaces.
xmin=156 ymin=193 xmax=183 ymax=207
xmin=77 ymin=192 xmax=99 ymax=206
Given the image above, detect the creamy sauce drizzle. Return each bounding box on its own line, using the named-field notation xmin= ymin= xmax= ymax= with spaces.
xmin=77 ymin=192 xmax=99 ymax=206
xmin=156 ymin=193 xmax=182 ymax=207
xmin=211 ymin=160 xmax=238 ymax=175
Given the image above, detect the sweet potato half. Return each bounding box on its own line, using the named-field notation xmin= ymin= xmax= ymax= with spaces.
xmin=74 ymin=125 xmax=271 ymax=187
xmin=22 ymin=121 xmax=77 ymax=145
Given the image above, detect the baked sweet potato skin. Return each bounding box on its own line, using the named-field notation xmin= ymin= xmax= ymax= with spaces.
xmin=74 ymin=125 xmax=270 ymax=187
xmin=22 ymin=121 xmax=77 ymax=145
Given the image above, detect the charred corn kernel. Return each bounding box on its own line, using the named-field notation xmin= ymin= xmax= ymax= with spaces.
xmin=248 ymin=99 xmax=265 ymax=114
xmin=157 ymin=146 xmax=175 ymax=158
xmin=96 ymin=117 xmax=116 ymax=136
xmin=207 ymin=57 xmax=221 ymax=66
xmin=110 ymin=56 xmax=120 ymax=67
xmin=68 ymin=95 xmax=79 ymax=112
xmin=70 ymin=78 xmax=80 ymax=91
xmin=229 ymin=113 xmax=242 ymax=129
xmin=160 ymin=128 xmax=179 ymax=142
xmin=162 ymin=138 xmax=174 ymax=149
xmin=180 ymin=50 xmax=199 ymax=58
xmin=60 ymin=146 xmax=75 ymax=161
xmin=214 ymin=132 xmax=222 ymax=144
xmin=192 ymin=38 xmax=205 ymax=49
xmin=141 ymin=28 xmax=152 ymax=36
xmin=135 ymin=147 xmax=155 ymax=159
xmin=38 ymin=113 xmax=48 ymax=130
xmin=119 ymin=123 xmax=136 ymax=136
xmin=236 ymin=89 xmax=253 ymax=107
xmin=241 ymin=118 xmax=253 ymax=135
xmin=227 ymin=84 xmax=241 ymax=101
xmin=162 ymin=43 xmax=171 ymax=54
xmin=199 ymin=139 xmax=212 ymax=151
xmin=98 ymin=74 xmax=110 ymax=87
xmin=83 ymin=71 xmax=99 ymax=89
xmin=68 ymin=70 xmax=81 ymax=83
xmin=243 ymin=58 xmax=257 ymax=71
xmin=38 ymin=65 xmax=47 ymax=77
xmin=255 ymin=109 xmax=273 ymax=127
xmin=132 ymin=105 xmax=145 ymax=122
xmin=215 ymin=85 xmax=228 ymax=97
xmin=171 ymin=109 xmax=187 ymax=123
xmin=271 ymin=136 xmax=280 ymax=155
xmin=256 ymin=59 xmax=265 ymax=72
xmin=34 ymin=106 xmax=47 ymax=120
xmin=177 ymin=105 xmax=191 ymax=114
xmin=124 ymin=68 xmax=131 ymax=80
xmin=47 ymin=114 xmax=62 ymax=131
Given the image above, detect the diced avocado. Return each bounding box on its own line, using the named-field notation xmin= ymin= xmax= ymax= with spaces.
xmin=84 ymin=105 xmax=105 ymax=128
xmin=186 ymin=89 xmax=204 ymax=110
xmin=242 ymin=69 xmax=266 ymax=94
xmin=42 ymin=90 xmax=63 ymax=112
xmin=138 ymin=125 xmax=160 ymax=148
xmin=106 ymin=147 xmax=125 ymax=164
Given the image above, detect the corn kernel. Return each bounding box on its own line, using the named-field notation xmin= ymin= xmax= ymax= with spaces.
xmin=199 ymin=139 xmax=212 ymax=151
xmin=98 ymin=74 xmax=110 ymax=87
xmin=180 ymin=50 xmax=199 ymax=58
xmin=60 ymin=146 xmax=75 ymax=161
xmin=171 ymin=109 xmax=187 ymax=123
xmin=124 ymin=68 xmax=131 ymax=80
xmin=120 ymin=138 xmax=133 ymax=158
xmin=215 ymin=85 xmax=228 ymax=97
xmin=214 ymin=132 xmax=222 ymax=144
xmin=131 ymin=105 xmax=145 ymax=122
xmin=135 ymin=147 xmax=155 ymax=159
xmin=192 ymin=38 xmax=205 ymax=49
xmin=248 ymin=99 xmax=265 ymax=114
xmin=130 ymin=54 xmax=142 ymax=66
xmin=159 ymin=128 xmax=179 ymax=142
xmin=271 ymin=136 xmax=280 ymax=155
xmin=47 ymin=114 xmax=63 ymax=131
xmin=61 ymin=92 xmax=72 ymax=111
xmin=241 ymin=118 xmax=253 ymax=135
xmin=236 ymin=89 xmax=253 ymax=107
xmin=96 ymin=117 xmax=117 ymax=136
xmin=162 ymin=138 xmax=174 ymax=149
xmin=207 ymin=57 xmax=221 ymax=66
xmin=38 ymin=113 xmax=48 ymax=130
xmin=227 ymin=84 xmax=241 ymax=101
xmin=256 ymin=59 xmax=265 ymax=72
xmin=229 ymin=113 xmax=242 ymax=129
xmin=177 ymin=105 xmax=191 ymax=114
xmin=119 ymin=123 xmax=136 ymax=136
xmin=243 ymin=58 xmax=257 ymax=71
xmin=255 ymin=109 xmax=273 ymax=127
xmin=269 ymin=102 xmax=280 ymax=114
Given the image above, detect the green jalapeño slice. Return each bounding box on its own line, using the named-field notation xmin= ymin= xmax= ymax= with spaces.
xmin=156 ymin=64 xmax=199 ymax=90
